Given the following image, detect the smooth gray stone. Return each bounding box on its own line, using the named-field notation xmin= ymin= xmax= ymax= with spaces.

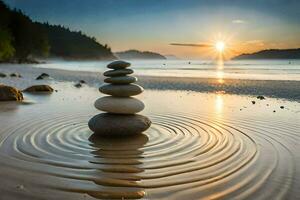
xmin=94 ymin=96 xmax=145 ymax=114
xmin=103 ymin=69 xmax=133 ymax=77
xmin=107 ymin=60 xmax=131 ymax=69
xmin=104 ymin=76 xmax=137 ymax=84
xmin=99 ymin=84 xmax=143 ymax=97
xmin=88 ymin=113 xmax=151 ymax=136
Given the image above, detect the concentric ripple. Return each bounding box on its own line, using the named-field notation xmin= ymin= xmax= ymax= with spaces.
xmin=0 ymin=111 xmax=299 ymax=199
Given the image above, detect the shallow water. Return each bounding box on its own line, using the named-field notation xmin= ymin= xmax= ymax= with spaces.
xmin=0 ymin=84 xmax=299 ymax=199
xmin=4 ymin=59 xmax=300 ymax=80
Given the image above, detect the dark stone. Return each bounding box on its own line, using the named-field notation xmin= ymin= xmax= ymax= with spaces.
xmin=107 ymin=60 xmax=131 ymax=69
xmin=41 ymin=73 xmax=49 ymax=77
xmin=79 ymin=80 xmax=86 ymax=84
xmin=280 ymin=106 xmax=284 ymax=109
xmin=88 ymin=113 xmax=151 ymax=136
xmin=104 ymin=76 xmax=137 ymax=84
xmin=0 ymin=73 xmax=6 ymax=78
xmin=10 ymin=73 xmax=22 ymax=78
xmin=99 ymin=84 xmax=143 ymax=97
xmin=23 ymin=85 xmax=53 ymax=92
xmin=36 ymin=75 xmax=43 ymax=80
xmin=251 ymin=101 xmax=256 ymax=104
xmin=103 ymin=69 xmax=133 ymax=77
xmin=74 ymin=83 xmax=82 ymax=88
xmin=257 ymin=95 xmax=265 ymax=100
xmin=0 ymin=84 xmax=23 ymax=101
xmin=36 ymin=73 xmax=50 ymax=80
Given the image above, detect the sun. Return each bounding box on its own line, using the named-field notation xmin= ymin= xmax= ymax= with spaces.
xmin=215 ymin=41 xmax=225 ymax=52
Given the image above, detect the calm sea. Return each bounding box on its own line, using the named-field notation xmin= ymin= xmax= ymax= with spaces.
xmin=35 ymin=59 xmax=300 ymax=81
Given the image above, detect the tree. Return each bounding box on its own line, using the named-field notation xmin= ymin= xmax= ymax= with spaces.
xmin=9 ymin=10 xmax=49 ymax=61
xmin=0 ymin=0 xmax=114 ymax=62
xmin=0 ymin=29 xmax=15 ymax=61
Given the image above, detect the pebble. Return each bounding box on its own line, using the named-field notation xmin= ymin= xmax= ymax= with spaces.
xmin=0 ymin=84 xmax=23 ymax=101
xmin=107 ymin=60 xmax=131 ymax=69
xmin=94 ymin=96 xmax=144 ymax=114
xmin=23 ymin=85 xmax=53 ymax=92
xmin=99 ymin=84 xmax=143 ymax=97
xmin=103 ymin=69 xmax=133 ymax=77
xmin=104 ymin=76 xmax=137 ymax=84
xmin=88 ymin=113 xmax=151 ymax=136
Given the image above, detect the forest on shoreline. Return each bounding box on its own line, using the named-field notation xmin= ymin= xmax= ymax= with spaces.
xmin=0 ymin=0 xmax=116 ymax=63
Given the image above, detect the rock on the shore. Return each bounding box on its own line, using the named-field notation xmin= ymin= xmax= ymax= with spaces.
xmin=74 ymin=83 xmax=82 ymax=88
xmin=0 ymin=84 xmax=23 ymax=101
xmin=23 ymin=85 xmax=54 ymax=93
xmin=257 ymin=95 xmax=265 ymax=100
xmin=99 ymin=84 xmax=143 ymax=97
xmin=94 ymin=96 xmax=145 ymax=114
xmin=36 ymin=73 xmax=50 ymax=80
xmin=107 ymin=60 xmax=131 ymax=69
xmin=0 ymin=73 xmax=6 ymax=78
xmin=104 ymin=76 xmax=137 ymax=84
xmin=103 ymin=69 xmax=134 ymax=77
xmin=10 ymin=73 xmax=22 ymax=78
xmin=88 ymin=113 xmax=151 ymax=136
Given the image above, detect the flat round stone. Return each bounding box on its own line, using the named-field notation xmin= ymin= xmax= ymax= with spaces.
xmin=104 ymin=76 xmax=137 ymax=84
xmin=88 ymin=113 xmax=151 ymax=136
xmin=99 ymin=84 xmax=143 ymax=97
xmin=94 ymin=96 xmax=145 ymax=114
xmin=103 ymin=69 xmax=133 ymax=77
xmin=107 ymin=60 xmax=131 ymax=69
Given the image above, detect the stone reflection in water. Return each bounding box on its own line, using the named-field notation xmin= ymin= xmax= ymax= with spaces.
xmin=87 ymin=133 xmax=149 ymax=199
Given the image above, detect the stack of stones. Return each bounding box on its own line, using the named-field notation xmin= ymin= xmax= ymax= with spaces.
xmin=88 ymin=60 xmax=151 ymax=136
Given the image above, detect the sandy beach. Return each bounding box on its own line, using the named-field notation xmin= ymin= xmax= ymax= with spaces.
xmin=1 ymin=64 xmax=300 ymax=102
xmin=0 ymin=64 xmax=299 ymax=199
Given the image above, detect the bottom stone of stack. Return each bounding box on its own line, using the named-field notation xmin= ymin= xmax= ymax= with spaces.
xmin=88 ymin=113 xmax=151 ymax=136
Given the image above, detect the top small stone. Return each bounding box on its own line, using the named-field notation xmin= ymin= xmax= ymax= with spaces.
xmin=107 ymin=60 xmax=131 ymax=69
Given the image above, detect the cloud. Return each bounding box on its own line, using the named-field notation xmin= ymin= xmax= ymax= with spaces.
xmin=232 ymin=19 xmax=246 ymax=24
xmin=170 ymin=43 xmax=211 ymax=47
xmin=243 ymin=40 xmax=265 ymax=47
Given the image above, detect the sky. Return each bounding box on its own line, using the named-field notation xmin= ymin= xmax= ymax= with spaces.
xmin=4 ymin=0 xmax=300 ymax=59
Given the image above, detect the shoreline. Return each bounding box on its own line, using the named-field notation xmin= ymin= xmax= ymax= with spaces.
xmin=0 ymin=64 xmax=299 ymax=102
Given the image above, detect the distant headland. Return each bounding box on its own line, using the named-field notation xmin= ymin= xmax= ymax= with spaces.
xmin=115 ymin=50 xmax=166 ymax=60
xmin=233 ymin=48 xmax=300 ymax=60
xmin=0 ymin=0 xmax=115 ymax=63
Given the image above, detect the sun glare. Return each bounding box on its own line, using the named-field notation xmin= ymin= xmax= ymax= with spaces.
xmin=216 ymin=41 xmax=225 ymax=52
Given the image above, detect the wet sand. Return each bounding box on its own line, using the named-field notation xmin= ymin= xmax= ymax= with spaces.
xmin=0 ymin=82 xmax=299 ymax=199
xmin=0 ymin=64 xmax=300 ymax=101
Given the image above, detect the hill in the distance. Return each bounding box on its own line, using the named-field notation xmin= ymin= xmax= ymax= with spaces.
xmin=43 ymin=23 xmax=116 ymax=60
xmin=233 ymin=48 xmax=300 ymax=60
xmin=0 ymin=0 xmax=115 ymax=63
xmin=115 ymin=50 xmax=166 ymax=60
